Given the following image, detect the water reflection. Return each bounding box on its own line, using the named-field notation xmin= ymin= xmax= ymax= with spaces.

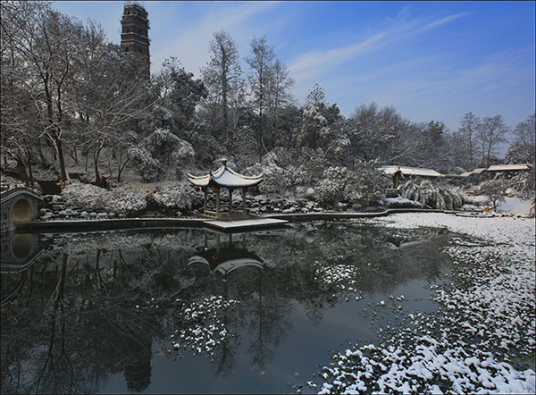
xmin=189 ymin=229 xmax=265 ymax=275
xmin=1 ymin=231 xmax=47 ymax=273
xmin=1 ymin=222 xmax=453 ymax=394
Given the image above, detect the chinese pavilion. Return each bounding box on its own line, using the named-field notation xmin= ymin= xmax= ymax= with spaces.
xmin=187 ymin=159 xmax=262 ymax=219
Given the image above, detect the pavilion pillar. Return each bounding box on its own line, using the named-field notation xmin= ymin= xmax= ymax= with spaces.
xmin=229 ymin=189 xmax=233 ymax=216
xmin=203 ymin=187 xmax=207 ymax=215
xmin=216 ymin=189 xmax=221 ymax=218
xmin=242 ymin=187 xmax=247 ymax=217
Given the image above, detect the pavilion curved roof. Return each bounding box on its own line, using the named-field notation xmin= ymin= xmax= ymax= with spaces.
xmin=380 ymin=165 xmax=444 ymax=178
xmin=188 ymin=248 xmax=264 ymax=274
xmin=187 ymin=160 xmax=263 ymax=188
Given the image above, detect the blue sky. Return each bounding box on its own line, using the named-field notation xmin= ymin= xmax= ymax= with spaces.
xmin=52 ymin=1 xmax=535 ymax=134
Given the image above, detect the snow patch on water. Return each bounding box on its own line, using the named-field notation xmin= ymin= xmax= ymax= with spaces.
xmin=312 ymin=213 xmax=535 ymax=394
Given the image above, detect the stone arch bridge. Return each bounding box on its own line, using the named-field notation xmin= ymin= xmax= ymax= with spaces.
xmin=1 ymin=187 xmax=43 ymax=233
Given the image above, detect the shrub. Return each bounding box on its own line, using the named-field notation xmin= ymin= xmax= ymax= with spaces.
xmin=400 ymin=179 xmax=467 ymax=210
xmin=97 ymin=190 xmax=147 ymax=215
xmin=62 ymin=181 xmax=147 ymax=215
xmin=344 ymin=160 xmax=389 ymax=206
xmin=62 ymin=181 xmax=107 ymax=210
xmin=385 ymin=197 xmax=423 ymax=209
xmin=479 ymin=179 xmax=505 ymax=212
xmin=316 ymin=178 xmax=342 ymax=206
xmin=508 ymin=166 xmax=535 ymax=199
xmin=148 ymin=184 xmax=193 ymax=211
xmin=128 ymin=146 xmax=164 ymax=182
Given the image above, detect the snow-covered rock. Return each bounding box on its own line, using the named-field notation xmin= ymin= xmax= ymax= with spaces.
xmin=148 ymin=184 xmax=192 ymax=210
xmin=305 ymin=188 xmax=317 ymax=200
xmin=385 ymin=197 xmax=424 ymax=209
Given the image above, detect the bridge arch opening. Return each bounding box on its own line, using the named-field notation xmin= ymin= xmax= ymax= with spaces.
xmin=11 ymin=198 xmax=32 ymax=225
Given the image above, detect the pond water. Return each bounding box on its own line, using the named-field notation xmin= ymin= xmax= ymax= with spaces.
xmin=1 ymin=221 xmax=455 ymax=394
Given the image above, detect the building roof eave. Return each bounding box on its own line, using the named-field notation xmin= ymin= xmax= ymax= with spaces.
xmin=187 ymin=165 xmax=263 ymax=189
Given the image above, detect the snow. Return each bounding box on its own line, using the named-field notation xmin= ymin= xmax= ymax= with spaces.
xmin=314 ymin=212 xmax=535 ymax=394
xmin=380 ymin=165 xmax=445 ymax=178
xmin=156 ymin=295 xmax=240 ymax=362
xmin=497 ymin=197 xmax=533 ymax=216
xmin=188 ymin=164 xmax=262 ymax=188
xmin=205 ymin=218 xmax=288 ymax=230
xmin=385 ymin=196 xmax=423 ymax=209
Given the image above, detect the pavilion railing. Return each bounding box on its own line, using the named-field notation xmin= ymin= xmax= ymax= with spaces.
xmin=202 ymin=210 xmax=219 ymax=219
xmin=229 ymin=209 xmax=246 ymax=217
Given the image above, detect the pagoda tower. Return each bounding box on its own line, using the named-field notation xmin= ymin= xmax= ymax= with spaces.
xmin=120 ymin=3 xmax=150 ymax=76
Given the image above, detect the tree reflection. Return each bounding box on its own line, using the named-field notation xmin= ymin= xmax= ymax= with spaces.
xmin=1 ymin=223 xmax=453 ymax=393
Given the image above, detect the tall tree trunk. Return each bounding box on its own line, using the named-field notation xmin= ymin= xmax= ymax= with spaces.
xmin=117 ymin=156 xmax=130 ymax=183
xmin=27 ymin=150 xmax=34 ymax=187
xmin=72 ymin=146 xmax=78 ymax=165
xmin=258 ymin=84 xmax=263 ymax=163
xmin=259 ymin=108 xmax=263 ymax=163
xmin=93 ymin=139 xmax=106 ymax=186
xmin=468 ymin=136 xmax=473 ymax=167
xmin=13 ymin=154 xmax=29 ymax=186
xmin=222 ymin=74 xmax=228 ymax=141
xmin=94 ymin=150 xmax=101 ymax=186
xmin=55 ymin=135 xmax=68 ymax=183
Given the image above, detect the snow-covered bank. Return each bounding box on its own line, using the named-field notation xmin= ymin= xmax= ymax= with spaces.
xmin=37 ymin=179 xmax=535 ymax=222
xmin=471 ymin=195 xmax=534 ymax=217
xmin=311 ymin=213 xmax=535 ymax=394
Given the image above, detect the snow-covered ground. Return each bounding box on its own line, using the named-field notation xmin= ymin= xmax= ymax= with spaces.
xmin=35 ymin=177 xmax=534 ymax=222
xmin=312 ymin=213 xmax=535 ymax=394
xmin=469 ymin=195 xmax=533 ymax=216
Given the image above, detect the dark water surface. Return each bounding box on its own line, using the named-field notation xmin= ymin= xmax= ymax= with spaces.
xmin=1 ymin=221 xmax=454 ymax=394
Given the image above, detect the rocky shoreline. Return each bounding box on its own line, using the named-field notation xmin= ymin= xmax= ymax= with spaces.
xmin=36 ymin=191 xmax=527 ymax=223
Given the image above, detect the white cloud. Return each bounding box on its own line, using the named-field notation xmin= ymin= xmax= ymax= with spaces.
xmin=331 ymin=45 xmax=535 ymax=131
xmin=288 ymin=32 xmax=386 ymax=81
xmin=287 ymin=10 xmax=471 ymax=86
xmin=418 ymin=12 xmax=472 ymax=32
xmin=150 ymin=2 xmax=280 ymax=76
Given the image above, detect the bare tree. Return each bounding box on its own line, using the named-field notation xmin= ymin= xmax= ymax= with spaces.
xmin=245 ymin=35 xmax=276 ymax=162
xmin=349 ymin=103 xmax=412 ymax=164
xmin=304 ymin=83 xmax=327 ymax=107
xmin=2 ymin=2 xmax=87 ymax=183
xmin=73 ymin=24 xmax=150 ymax=186
xmin=200 ymin=31 xmax=243 ymax=143
xmin=480 ymin=179 xmax=505 ymax=212
xmin=477 ymin=115 xmax=508 ymax=168
xmin=1 ymin=2 xmax=42 ymax=185
xmin=265 ymin=59 xmax=295 ymax=150
xmin=458 ymin=112 xmax=480 ymax=168
xmin=506 ymin=113 xmax=535 ymax=164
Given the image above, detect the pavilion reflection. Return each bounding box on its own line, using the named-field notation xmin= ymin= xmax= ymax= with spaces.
xmin=189 ymin=228 xmax=266 ymax=277
xmin=185 ymin=227 xmax=291 ymax=372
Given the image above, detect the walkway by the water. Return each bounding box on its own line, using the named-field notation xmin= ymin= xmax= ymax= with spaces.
xmin=15 ymin=216 xmax=290 ymax=233
xmin=14 ymin=209 xmax=448 ymax=233
xmin=204 ymin=218 xmax=288 ymax=230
